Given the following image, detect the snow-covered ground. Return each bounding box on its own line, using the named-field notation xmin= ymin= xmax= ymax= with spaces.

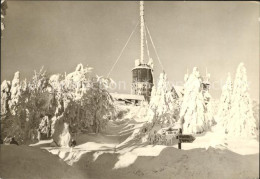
xmin=0 ymin=144 xmax=88 ymax=179
xmin=26 ymin=104 xmax=258 ymax=179
xmin=172 ymin=126 xmax=259 ymax=155
xmin=1 ymin=104 xmax=259 ymax=179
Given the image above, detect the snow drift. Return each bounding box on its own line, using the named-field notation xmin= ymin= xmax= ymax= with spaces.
xmin=0 ymin=144 xmax=87 ymax=179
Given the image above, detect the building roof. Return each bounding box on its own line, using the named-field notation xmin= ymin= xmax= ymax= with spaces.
xmin=110 ymin=93 xmax=145 ymax=101
xmin=132 ymin=64 xmax=153 ymax=71
xmin=172 ymin=85 xmax=184 ymax=98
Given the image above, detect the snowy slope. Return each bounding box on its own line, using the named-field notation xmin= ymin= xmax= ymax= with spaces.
xmin=63 ymin=145 xmax=258 ymax=179
xmin=0 ymin=145 xmax=87 ymax=179
xmin=21 ymin=102 xmax=258 ymax=179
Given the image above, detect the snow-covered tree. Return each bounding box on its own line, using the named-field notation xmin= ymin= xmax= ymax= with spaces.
xmin=1 ymin=73 xmax=29 ymax=143
xmin=226 ymin=63 xmax=256 ymax=137
xmin=202 ymin=71 xmax=215 ymax=127
xmin=204 ymin=91 xmax=215 ymax=127
xmin=58 ymin=76 xmax=115 ymax=134
xmin=216 ymin=73 xmax=233 ymax=127
xmin=29 ymin=67 xmax=49 ymax=93
xmin=1 ymin=64 xmax=115 ymax=145
xmin=8 ymin=72 xmax=21 ymax=115
xmin=147 ymin=73 xmax=178 ymax=125
xmin=1 ymin=77 xmax=19 ymax=141
xmin=138 ymin=72 xmax=180 ymax=144
xmin=179 ymin=67 xmax=213 ymax=134
xmin=1 ymin=80 xmax=11 ymax=115
xmin=50 ymin=64 xmax=115 ymax=146
xmin=184 ymin=70 xmax=189 ymax=82
xmin=1 ymin=68 xmax=56 ymax=143
xmin=38 ymin=115 xmax=51 ymax=139
xmin=252 ymin=100 xmax=259 ymax=132
xmin=1 ymin=0 xmax=8 ymax=36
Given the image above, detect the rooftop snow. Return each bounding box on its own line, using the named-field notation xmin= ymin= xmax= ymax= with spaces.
xmin=110 ymin=93 xmax=145 ymax=101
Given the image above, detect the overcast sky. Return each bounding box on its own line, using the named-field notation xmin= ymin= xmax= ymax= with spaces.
xmin=1 ymin=1 xmax=259 ymax=100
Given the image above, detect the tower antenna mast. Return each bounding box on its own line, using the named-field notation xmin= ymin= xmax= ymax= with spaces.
xmin=140 ymin=1 xmax=145 ymax=64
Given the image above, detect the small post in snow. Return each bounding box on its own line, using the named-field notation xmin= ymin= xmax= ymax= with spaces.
xmin=178 ymin=128 xmax=182 ymax=149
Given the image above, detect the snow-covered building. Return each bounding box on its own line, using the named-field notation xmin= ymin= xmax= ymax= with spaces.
xmin=110 ymin=93 xmax=145 ymax=105
xmin=171 ymin=85 xmax=184 ymax=99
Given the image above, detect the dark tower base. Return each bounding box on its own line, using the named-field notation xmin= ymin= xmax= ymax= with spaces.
xmin=131 ymin=64 xmax=153 ymax=101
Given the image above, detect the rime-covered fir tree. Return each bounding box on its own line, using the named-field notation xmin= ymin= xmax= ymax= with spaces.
xmin=202 ymin=71 xmax=215 ymax=128
xmin=1 ymin=0 xmax=7 ymax=36
xmin=226 ymin=63 xmax=256 ymax=137
xmin=252 ymin=100 xmax=259 ymax=132
xmin=1 ymin=64 xmax=115 ymax=145
xmin=179 ymin=67 xmax=209 ymax=134
xmin=204 ymin=90 xmax=215 ymax=127
xmin=139 ymin=73 xmax=180 ymax=144
xmin=216 ymin=73 xmax=233 ymax=127
xmin=147 ymin=73 xmax=178 ymax=125
xmin=8 ymin=72 xmax=21 ymax=115
xmin=51 ymin=64 xmax=115 ymax=146
xmin=1 ymin=80 xmax=11 ymax=115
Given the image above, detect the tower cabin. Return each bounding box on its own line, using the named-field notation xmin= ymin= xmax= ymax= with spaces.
xmin=131 ymin=61 xmax=153 ymax=101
